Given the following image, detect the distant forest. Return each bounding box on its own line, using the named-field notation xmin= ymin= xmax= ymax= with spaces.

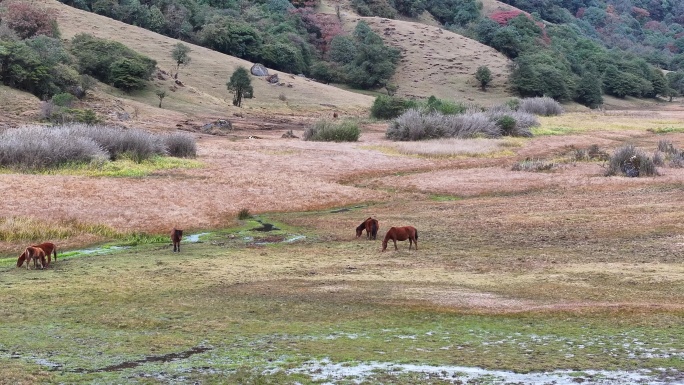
xmin=12 ymin=0 xmax=684 ymax=107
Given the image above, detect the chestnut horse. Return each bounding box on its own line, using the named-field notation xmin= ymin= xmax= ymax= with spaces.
xmin=382 ymin=226 xmax=418 ymax=252
xmin=171 ymin=228 xmax=183 ymax=252
xmin=23 ymin=246 xmax=45 ymax=270
xmin=16 ymin=242 xmax=57 ymax=268
xmin=355 ymin=217 xmax=379 ymax=240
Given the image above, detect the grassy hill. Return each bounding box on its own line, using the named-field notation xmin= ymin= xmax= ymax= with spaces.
xmin=319 ymin=0 xmax=515 ymax=105
xmin=0 ymin=0 xmax=523 ymax=130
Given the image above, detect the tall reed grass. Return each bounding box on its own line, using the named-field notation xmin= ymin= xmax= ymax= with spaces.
xmin=0 ymin=216 xmax=119 ymax=242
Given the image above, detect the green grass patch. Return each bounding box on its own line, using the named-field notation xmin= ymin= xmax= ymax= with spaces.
xmin=647 ymin=126 xmax=684 ymax=134
xmin=430 ymin=194 xmax=462 ymax=201
xmin=1 ymin=211 xmax=682 ymax=384
xmin=0 ymin=155 xmax=202 ymax=177
xmin=55 ymin=155 xmax=202 ymax=177
xmin=531 ymin=126 xmax=578 ymax=136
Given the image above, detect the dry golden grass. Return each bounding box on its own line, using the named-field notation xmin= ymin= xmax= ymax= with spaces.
xmin=391 ymin=137 xmax=519 ymax=158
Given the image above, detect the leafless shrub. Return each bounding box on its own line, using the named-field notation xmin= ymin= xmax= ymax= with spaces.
xmin=387 ymin=109 xmax=501 ymax=140
xmin=484 ymin=107 xmax=538 ymax=137
xmin=606 ymin=144 xmax=658 ymax=177
xmin=657 ymin=139 xmax=679 ymax=155
xmin=40 ymin=101 xmax=55 ymax=121
xmin=0 ymin=125 xmax=107 ymax=170
xmin=652 ymin=151 xmax=664 ymax=166
xmin=164 ymin=132 xmax=197 ymax=158
xmin=67 ymin=124 xmax=166 ymax=162
xmin=518 ymin=97 xmax=564 ymax=116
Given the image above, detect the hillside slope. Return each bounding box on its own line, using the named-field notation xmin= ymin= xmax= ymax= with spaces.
xmin=4 ymin=0 xmax=377 ymax=129
xmin=318 ymin=0 xmax=514 ymax=105
xmin=357 ymin=16 xmax=512 ymax=104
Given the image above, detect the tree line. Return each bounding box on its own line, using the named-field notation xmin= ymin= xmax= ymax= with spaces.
xmin=54 ymin=0 xmax=400 ymax=90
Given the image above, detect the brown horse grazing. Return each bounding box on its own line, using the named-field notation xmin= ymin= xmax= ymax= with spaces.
xmin=382 ymin=226 xmax=418 ymax=252
xmin=171 ymin=228 xmax=183 ymax=252
xmin=16 ymin=242 xmax=57 ymax=268
xmin=356 ymin=217 xmax=379 ymax=240
xmin=23 ymin=246 xmax=45 ymax=270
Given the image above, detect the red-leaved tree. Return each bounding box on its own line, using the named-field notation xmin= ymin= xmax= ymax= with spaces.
xmin=489 ymin=10 xmax=526 ymax=26
xmin=290 ymin=7 xmax=343 ymax=54
xmin=2 ymin=2 xmax=58 ymax=39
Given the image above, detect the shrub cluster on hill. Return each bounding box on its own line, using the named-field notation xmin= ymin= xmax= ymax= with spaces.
xmin=0 ymin=3 xmax=156 ymax=100
xmin=371 ymin=95 xmax=467 ymax=120
xmin=0 ymin=124 xmax=196 ymax=170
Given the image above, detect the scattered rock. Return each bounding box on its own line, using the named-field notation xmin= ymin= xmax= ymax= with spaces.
xmin=174 ymin=79 xmax=184 ymax=87
xmin=281 ymin=130 xmax=298 ymax=138
xmin=266 ymin=74 xmax=279 ymax=84
xmin=250 ymin=63 xmax=269 ymax=76
xmin=201 ymin=119 xmax=232 ymax=134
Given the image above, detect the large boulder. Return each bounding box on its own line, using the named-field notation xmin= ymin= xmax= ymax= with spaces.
xmin=250 ymin=63 xmax=269 ymax=76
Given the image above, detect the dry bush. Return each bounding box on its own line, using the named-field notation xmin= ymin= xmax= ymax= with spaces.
xmin=606 ymin=144 xmax=658 ymax=177
xmin=0 ymin=124 xmax=196 ymax=170
xmin=518 ymin=96 xmax=564 ymax=116
xmin=387 ymin=108 xmax=500 ymax=140
xmin=0 ymin=125 xmax=108 ymax=170
xmin=68 ymin=124 xmax=166 ymax=162
xmin=164 ymin=132 xmax=197 ymax=158
xmin=485 ymin=107 xmax=538 ymax=137
xmin=387 ymin=105 xmax=539 ymax=141
xmin=655 ymin=140 xmax=684 ymax=168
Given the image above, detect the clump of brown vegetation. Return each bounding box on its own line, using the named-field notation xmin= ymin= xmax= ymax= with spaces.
xmin=605 ymin=144 xmax=658 ymax=177
xmin=0 ymin=124 xmax=197 ymax=170
xmin=517 ymin=96 xmax=564 ymax=116
xmin=654 ymin=139 xmax=684 ymax=168
xmin=572 ymin=144 xmax=609 ymax=161
xmin=386 ymin=106 xmax=539 ymax=141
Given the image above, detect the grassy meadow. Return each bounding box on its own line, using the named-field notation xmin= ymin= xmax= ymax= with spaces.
xmin=0 ymin=105 xmax=684 ymax=384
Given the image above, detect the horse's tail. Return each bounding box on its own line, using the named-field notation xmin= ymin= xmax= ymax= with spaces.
xmin=53 ymin=247 xmax=57 ymax=261
xmin=415 ymin=229 xmax=418 ymax=240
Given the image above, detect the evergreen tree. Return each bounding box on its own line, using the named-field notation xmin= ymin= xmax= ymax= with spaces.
xmin=575 ymin=64 xmax=603 ymax=108
xmin=171 ymin=42 xmax=191 ymax=77
xmin=475 ymin=66 xmax=492 ymax=91
xmin=226 ymin=66 xmax=253 ymax=107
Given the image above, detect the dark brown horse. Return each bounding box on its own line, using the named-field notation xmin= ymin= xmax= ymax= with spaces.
xmin=171 ymin=228 xmax=183 ymax=252
xmin=382 ymin=226 xmax=418 ymax=252
xmin=23 ymin=246 xmax=45 ymax=270
xmin=356 ymin=217 xmax=379 ymax=240
xmin=16 ymin=242 xmax=57 ymax=268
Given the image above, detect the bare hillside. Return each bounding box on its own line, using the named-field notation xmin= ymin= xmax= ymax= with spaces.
xmin=357 ymin=17 xmax=512 ymax=104
xmin=319 ymin=0 xmax=513 ymax=105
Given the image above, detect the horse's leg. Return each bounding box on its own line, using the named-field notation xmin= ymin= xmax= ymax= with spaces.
xmin=393 ymin=238 xmax=398 ymax=250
